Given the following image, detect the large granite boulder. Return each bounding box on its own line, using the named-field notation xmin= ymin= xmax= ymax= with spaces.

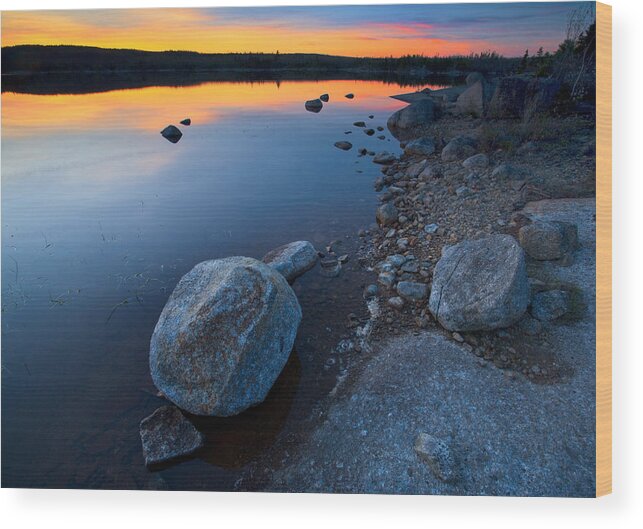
xmin=262 ymin=241 xmax=318 ymax=283
xmin=376 ymin=202 xmax=399 ymax=226
xmin=455 ymin=80 xmax=493 ymax=117
xmin=525 ymin=78 xmax=561 ymax=114
xmin=387 ymin=100 xmax=436 ymax=136
xmin=404 ymin=137 xmax=436 ymax=157
xmin=150 ymin=256 xmax=302 ymax=416
xmin=428 ymin=235 xmax=530 ymax=331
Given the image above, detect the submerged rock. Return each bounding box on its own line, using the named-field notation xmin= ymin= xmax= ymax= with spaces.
xmin=305 ymin=99 xmax=323 ymax=113
xmin=364 ymin=128 xmax=375 ymax=136
xmin=160 ymin=125 xmax=182 ymax=143
xmin=180 ymin=118 xmax=191 ymax=126
xmin=334 ymin=141 xmax=353 ymax=151
xmin=428 ymin=235 xmax=530 ymax=331
xmin=140 ymin=405 xmax=205 ymax=467
xmin=345 ymin=93 xmax=355 ymax=99
xmin=262 ymin=241 xmax=318 ymax=283
xmin=353 ymin=121 xmax=366 ymax=127
xmin=150 ymin=256 xmax=301 ymax=416
xmin=320 ymin=93 xmax=329 ymax=102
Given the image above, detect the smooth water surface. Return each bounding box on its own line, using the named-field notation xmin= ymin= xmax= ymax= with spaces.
xmin=1 ymin=78 xmax=442 ymax=489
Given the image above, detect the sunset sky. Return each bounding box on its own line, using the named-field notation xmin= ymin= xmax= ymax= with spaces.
xmin=1 ymin=2 xmax=591 ymax=58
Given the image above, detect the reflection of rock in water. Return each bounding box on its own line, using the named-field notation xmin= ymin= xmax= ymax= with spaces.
xmin=189 ymin=351 xmax=301 ymax=470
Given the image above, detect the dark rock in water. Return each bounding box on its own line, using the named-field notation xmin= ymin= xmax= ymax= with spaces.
xmin=180 ymin=118 xmax=191 ymax=126
xmin=376 ymin=126 xmax=384 ymax=131
xmin=140 ymin=405 xmax=205 ymax=467
xmin=345 ymin=93 xmax=355 ymax=99
xmin=320 ymin=93 xmax=329 ymax=102
xmin=376 ymin=202 xmax=398 ymax=226
xmin=334 ymin=141 xmax=353 ymax=151
xmin=262 ymin=241 xmax=318 ymax=283
xmin=530 ymin=290 xmax=570 ymax=321
xmin=414 ymin=433 xmax=456 ymax=482
xmin=320 ymin=258 xmax=341 ymax=278
xmin=364 ymin=284 xmax=379 ymax=298
xmin=305 ymin=99 xmax=323 ymax=113
xmin=429 ymin=235 xmax=530 ymax=331
xmin=353 ymin=121 xmax=366 ymax=127
xmin=150 ymin=256 xmax=301 ymax=416
xmin=377 ymin=135 xmax=386 ymax=140
xmin=369 ymin=115 xmax=374 ymax=119
xmin=160 ymin=125 xmax=182 ymax=143
xmin=364 ymin=128 xmax=375 ymax=136
xmin=387 ymin=100 xmax=436 ymax=136
xmin=518 ymin=221 xmax=577 ymax=261
xmin=441 ymin=135 xmax=477 ymax=162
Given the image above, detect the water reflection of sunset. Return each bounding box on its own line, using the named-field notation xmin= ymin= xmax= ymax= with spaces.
xmin=2 ymin=80 xmax=439 ymax=137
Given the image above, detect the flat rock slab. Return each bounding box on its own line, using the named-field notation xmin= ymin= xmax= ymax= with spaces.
xmin=140 ymin=406 xmax=205 ymax=467
xmin=262 ymin=241 xmax=318 ymax=283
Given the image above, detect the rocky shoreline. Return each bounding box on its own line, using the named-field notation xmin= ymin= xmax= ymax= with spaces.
xmin=140 ymin=72 xmax=597 ymax=495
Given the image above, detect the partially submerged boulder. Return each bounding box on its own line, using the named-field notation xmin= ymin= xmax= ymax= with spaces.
xmin=160 ymin=125 xmax=182 ymax=143
xmin=320 ymin=93 xmax=329 ymax=102
xmin=334 ymin=141 xmax=353 ymax=151
xmin=150 ymin=256 xmax=302 ymax=416
xmin=262 ymin=241 xmax=318 ymax=283
xmin=180 ymin=118 xmax=191 ymax=126
xmin=428 ymin=235 xmax=530 ymax=331
xmin=305 ymin=99 xmax=323 ymax=113
xmin=140 ymin=405 xmax=205 ymax=467
xmin=387 ymin=100 xmax=436 ymax=136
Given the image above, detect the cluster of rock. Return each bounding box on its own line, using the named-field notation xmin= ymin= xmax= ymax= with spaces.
xmin=141 ymin=241 xmax=318 ymax=466
xmin=160 ymin=118 xmax=191 ymax=143
xmin=386 ymin=72 xmax=561 ymax=137
xmin=305 ymin=92 xmax=356 ymax=113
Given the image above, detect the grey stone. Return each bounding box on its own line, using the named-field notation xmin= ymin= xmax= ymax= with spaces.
xmin=462 ymin=153 xmax=489 ymax=170
xmin=262 ymin=241 xmax=318 ymax=283
xmin=424 ymin=223 xmax=439 ymax=234
xmin=388 ymin=296 xmax=405 ymax=310
xmin=180 ymin=118 xmax=191 ymax=126
xmin=376 ymin=202 xmax=399 ymax=226
xmin=378 ymin=272 xmax=396 ymax=289
xmin=305 ymin=99 xmax=323 ymax=113
xmin=334 ymin=141 xmax=352 ymax=151
xmin=531 ymin=290 xmax=570 ymax=321
xmin=488 ymin=76 xmax=528 ymax=118
xmin=404 ymin=137 xmax=436 ymax=157
xmin=353 ymin=121 xmax=366 ymax=127
xmin=414 ymin=433 xmax=456 ymax=482
xmin=140 ymin=405 xmax=205 ymax=467
xmin=428 ymin=235 xmax=530 ymax=331
xmin=387 ymin=100 xmax=436 ymax=135
xmin=441 ymin=136 xmax=477 ymax=162
xmin=160 ymin=125 xmax=182 ymax=143
xmin=396 ymin=281 xmax=429 ymax=301
xmin=364 ymin=284 xmax=379 ymax=298
xmin=320 ymin=93 xmax=329 ymax=102
xmin=455 ymin=80 xmax=493 ymax=117
xmin=373 ymin=152 xmax=397 ymax=165
xmin=150 ymin=257 xmax=301 ymax=416
xmin=519 ymin=221 xmax=578 ymax=261
xmin=406 ymin=160 xmax=429 ymax=178
xmin=492 ymin=163 xmax=516 ymax=179
xmin=455 ymin=186 xmax=471 ymax=197
xmin=364 ymin=129 xmax=375 ymax=136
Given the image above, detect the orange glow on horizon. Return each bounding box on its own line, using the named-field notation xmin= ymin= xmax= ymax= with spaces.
xmin=1 ymin=9 xmax=500 ymax=58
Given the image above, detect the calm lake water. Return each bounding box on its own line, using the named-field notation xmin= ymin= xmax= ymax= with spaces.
xmin=1 ymin=78 xmax=444 ymax=490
